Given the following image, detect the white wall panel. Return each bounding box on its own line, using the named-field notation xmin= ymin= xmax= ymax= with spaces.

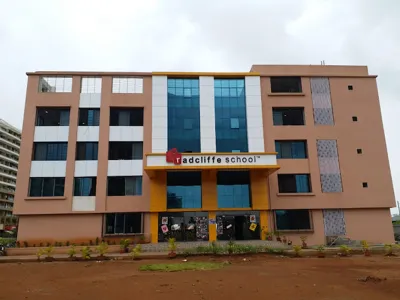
xmin=72 ymin=196 xmax=96 ymax=211
xmin=77 ymin=126 xmax=99 ymax=141
xmin=79 ymin=93 xmax=101 ymax=108
xmin=245 ymin=76 xmax=265 ymax=152
xmin=151 ymin=76 xmax=168 ymax=153
xmin=30 ymin=161 xmax=67 ymax=177
xmin=74 ymin=161 xmax=98 ymax=177
xmin=107 ymin=160 xmax=143 ymax=176
xmin=199 ymin=76 xmax=216 ymax=152
xmin=109 ymin=126 xmax=143 ymax=141
xmin=34 ymin=126 xmax=69 ymax=142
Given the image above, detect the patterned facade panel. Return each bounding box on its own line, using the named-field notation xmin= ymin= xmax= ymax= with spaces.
xmin=317 ymin=140 xmax=343 ymax=193
xmin=323 ymin=209 xmax=346 ymax=236
xmin=320 ymin=174 xmax=343 ymax=192
xmin=311 ymin=77 xmax=334 ymax=125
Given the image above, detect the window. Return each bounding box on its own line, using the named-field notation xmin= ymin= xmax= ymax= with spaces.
xmin=278 ymin=174 xmax=311 ymax=193
xmin=273 ymin=108 xmax=304 ymax=125
xmin=78 ymin=108 xmax=100 ymax=126
xmin=275 ymin=210 xmax=312 ymax=231
xmin=112 ymin=77 xmax=143 ymax=93
xmin=357 ymin=148 xmax=363 ymax=154
xmin=29 ymin=177 xmax=65 ymax=197
xmin=167 ymin=171 xmax=202 ymax=209
xmin=215 ymin=79 xmax=248 ymax=152
xmin=168 ymin=78 xmax=201 ymax=152
xmin=81 ymin=77 xmax=102 ymax=93
xmin=230 ymin=118 xmax=239 ymax=129
xmin=32 ymin=142 xmax=68 ymax=161
xmin=270 ymin=77 xmax=302 ymax=93
xmin=362 ymin=182 xmax=368 ymax=188
xmin=348 ymin=85 xmax=353 ymax=91
xmin=105 ymin=213 xmax=142 ymax=234
xmin=109 ymin=108 xmax=144 ymax=126
xmin=39 ymin=76 xmax=73 ymax=93
xmin=107 ymin=176 xmax=142 ymax=196
xmin=217 ymin=171 xmax=251 ymax=208
xmin=74 ymin=177 xmax=97 ymax=196
xmin=108 ymin=142 xmax=143 ymax=160
xmin=35 ymin=108 xmax=70 ymax=126
xmin=352 ymin=116 xmax=358 ymax=122
xmin=275 ymin=140 xmax=307 ymax=159
xmin=76 ymin=142 xmax=98 ymax=160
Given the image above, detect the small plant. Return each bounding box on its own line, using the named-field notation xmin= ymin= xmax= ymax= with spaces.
xmin=95 ymin=237 xmax=100 ymax=245
xmin=81 ymin=246 xmax=92 ymax=260
xmin=293 ymin=245 xmax=302 ymax=257
xmin=316 ymin=245 xmax=325 ymax=258
xmin=43 ymin=246 xmax=54 ymax=261
xmin=36 ymin=248 xmax=45 ymax=261
xmin=339 ymin=245 xmax=351 ymax=256
xmin=300 ymin=236 xmax=308 ymax=249
xmin=16 ymin=241 xmax=20 ymax=248
xmin=39 ymin=242 xmax=43 ymax=247
xmin=130 ymin=244 xmax=142 ymax=260
xmin=361 ymin=240 xmax=371 ymax=256
xmin=264 ymin=231 xmax=273 ymax=241
xmin=23 ymin=241 xmax=28 ymax=248
xmin=227 ymin=240 xmax=236 ymax=254
xmin=282 ymin=236 xmax=287 ymax=244
xmin=139 ymin=235 xmax=146 ymax=244
xmin=89 ymin=240 xmax=94 ymax=246
xmin=274 ymin=231 xmax=281 ymax=242
xmin=168 ymin=238 xmax=177 ymax=258
xmin=46 ymin=242 xmax=51 ymax=247
xmin=96 ymin=242 xmax=108 ymax=258
xmin=67 ymin=245 xmax=77 ymax=259
xmin=211 ymin=241 xmax=224 ymax=255
xmin=120 ymin=239 xmax=131 ymax=253
xmin=66 ymin=241 xmax=70 ymax=247
xmin=384 ymin=243 xmax=398 ymax=256
xmin=287 ymin=240 xmax=293 ymax=246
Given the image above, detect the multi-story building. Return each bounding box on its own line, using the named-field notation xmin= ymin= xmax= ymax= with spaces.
xmin=0 ymin=119 xmax=21 ymax=223
xmin=14 ymin=65 xmax=396 ymax=245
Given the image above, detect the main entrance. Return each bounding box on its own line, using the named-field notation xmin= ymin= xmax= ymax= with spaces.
xmin=216 ymin=211 xmax=260 ymax=241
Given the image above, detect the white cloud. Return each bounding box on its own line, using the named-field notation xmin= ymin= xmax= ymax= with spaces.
xmin=0 ymin=0 xmax=399 ymax=214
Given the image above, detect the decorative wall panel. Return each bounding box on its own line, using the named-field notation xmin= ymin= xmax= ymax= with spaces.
xmin=317 ymin=140 xmax=343 ymax=192
xmin=323 ymin=209 xmax=346 ymax=236
xmin=311 ymin=78 xmax=334 ymax=125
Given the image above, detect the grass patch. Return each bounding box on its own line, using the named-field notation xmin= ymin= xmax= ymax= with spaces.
xmin=139 ymin=262 xmax=227 ymax=272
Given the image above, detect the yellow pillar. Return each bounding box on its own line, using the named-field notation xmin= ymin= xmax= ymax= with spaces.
xmin=208 ymin=211 xmax=217 ymax=242
xmin=250 ymin=170 xmax=269 ymax=210
xmin=202 ymin=170 xmax=217 ymax=211
xmin=150 ymin=212 xmax=159 ymax=243
xmin=149 ymin=172 xmax=167 ymax=212
xmin=259 ymin=211 xmax=268 ymax=240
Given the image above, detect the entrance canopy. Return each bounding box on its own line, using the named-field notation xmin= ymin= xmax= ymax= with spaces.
xmin=144 ymin=150 xmax=280 ymax=177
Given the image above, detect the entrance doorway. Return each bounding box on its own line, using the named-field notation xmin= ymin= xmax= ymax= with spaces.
xmin=216 ymin=211 xmax=260 ymax=241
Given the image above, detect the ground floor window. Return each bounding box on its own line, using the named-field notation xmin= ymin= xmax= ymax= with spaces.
xmin=104 ymin=213 xmax=142 ymax=235
xmin=217 ymin=171 xmax=251 ymax=208
xmin=158 ymin=212 xmax=208 ymax=242
xmin=167 ymin=171 xmax=202 ymax=209
xmin=216 ymin=211 xmax=260 ymax=241
xmin=275 ymin=209 xmax=312 ymax=231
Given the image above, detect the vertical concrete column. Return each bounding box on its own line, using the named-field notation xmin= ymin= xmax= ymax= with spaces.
xmin=149 ymin=172 xmax=167 ymax=212
xmin=201 ymin=170 xmax=217 ymax=211
xmin=245 ymin=76 xmax=264 ymax=152
xmin=250 ymin=170 xmax=269 ymax=210
xmin=199 ymin=76 xmax=216 ymax=152
xmin=208 ymin=211 xmax=217 ymax=242
xmin=259 ymin=211 xmax=268 ymax=240
xmin=151 ymin=76 xmax=168 ymax=153
xmin=150 ymin=212 xmax=159 ymax=243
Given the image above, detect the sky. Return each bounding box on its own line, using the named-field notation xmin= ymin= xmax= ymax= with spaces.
xmin=0 ymin=0 xmax=399 ymax=214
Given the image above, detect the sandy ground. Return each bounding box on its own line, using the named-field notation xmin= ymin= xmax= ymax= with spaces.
xmin=1 ymin=255 xmax=399 ymax=300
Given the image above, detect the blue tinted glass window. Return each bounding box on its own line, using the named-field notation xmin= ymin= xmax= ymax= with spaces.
xmin=217 ymin=171 xmax=251 ymax=208
xmin=33 ymin=142 xmax=68 ymax=161
xmin=275 ymin=140 xmax=307 ymax=159
xmin=215 ymin=79 xmax=248 ymax=152
xmin=168 ymin=78 xmax=200 ymax=152
xmin=167 ymin=171 xmax=202 ymax=209
xmin=74 ymin=177 xmax=97 ymax=196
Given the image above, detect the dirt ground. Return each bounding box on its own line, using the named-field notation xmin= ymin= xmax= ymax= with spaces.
xmin=1 ymin=255 xmax=400 ymax=300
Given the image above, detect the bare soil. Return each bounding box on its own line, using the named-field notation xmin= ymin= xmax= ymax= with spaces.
xmin=1 ymin=255 xmax=400 ymax=300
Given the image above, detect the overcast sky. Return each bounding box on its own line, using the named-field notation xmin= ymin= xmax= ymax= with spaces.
xmin=0 ymin=0 xmax=399 ymax=214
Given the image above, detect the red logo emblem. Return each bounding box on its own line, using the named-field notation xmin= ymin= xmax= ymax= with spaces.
xmin=166 ymin=148 xmax=182 ymax=165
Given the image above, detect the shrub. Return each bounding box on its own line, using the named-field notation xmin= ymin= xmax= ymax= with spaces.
xmin=316 ymin=245 xmax=325 ymax=253
xmin=95 ymin=237 xmax=100 ymax=245
xmin=96 ymin=242 xmax=108 ymax=257
xmin=293 ymin=245 xmax=302 ymax=257
xmin=44 ymin=246 xmax=54 ymax=258
xmin=81 ymin=246 xmax=92 ymax=260
xmin=120 ymin=239 xmax=131 ymax=250
xmin=339 ymin=245 xmax=351 ymax=256
xmin=36 ymin=249 xmax=45 ymax=260
xmin=68 ymin=245 xmax=76 ymax=258
xmin=168 ymin=238 xmax=177 ymax=253
xmin=130 ymin=244 xmax=142 ymax=260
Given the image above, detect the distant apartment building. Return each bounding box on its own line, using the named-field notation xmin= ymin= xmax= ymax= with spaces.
xmin=14 ymin=65 xmax=396 ymax=245
xmin=0 ymin=119 xmax=21 ymax=223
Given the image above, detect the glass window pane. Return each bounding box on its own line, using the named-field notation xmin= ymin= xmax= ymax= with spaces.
xmin=29 ymin=178 xmax=43 ymax=196
xmin=115 ymin=214 xmax=124 ymax=233
xmin=105 ymin=214 xmax=115 ymax=234
xmin=42 ymin=178 xmax=54 ymax=196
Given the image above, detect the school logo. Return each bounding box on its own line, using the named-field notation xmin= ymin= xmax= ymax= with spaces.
xmin=166 ymin=148 xmax=182 ymax=165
